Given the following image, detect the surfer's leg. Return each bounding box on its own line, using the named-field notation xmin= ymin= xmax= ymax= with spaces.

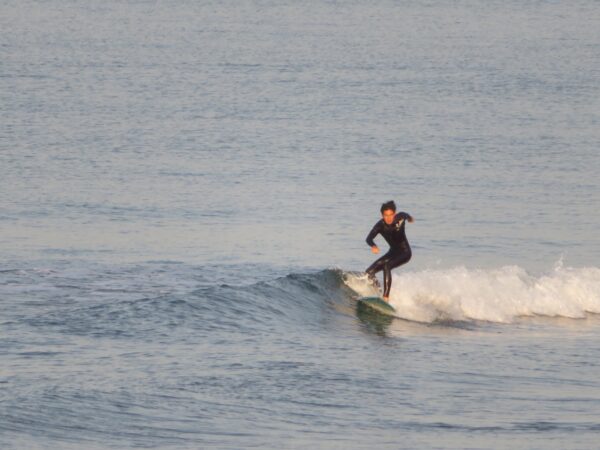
xmin=365 ymin=255 xmax=387 ymax=290
xmin=382 ymin=249 xmax=412 ymax=299
xmin=382 ymin=262 xmax=392 ymax=299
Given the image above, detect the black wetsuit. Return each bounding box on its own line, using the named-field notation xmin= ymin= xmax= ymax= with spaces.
xmin=365 ymin=212 xmax=412 ymax=298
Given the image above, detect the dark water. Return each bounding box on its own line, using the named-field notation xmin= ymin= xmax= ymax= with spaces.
xmin=2 ymin=0 xmax=600 ymax=448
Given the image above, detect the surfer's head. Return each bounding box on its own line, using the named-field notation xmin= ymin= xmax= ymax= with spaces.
xmin=380 ymin=200 xmax=396 ymax=225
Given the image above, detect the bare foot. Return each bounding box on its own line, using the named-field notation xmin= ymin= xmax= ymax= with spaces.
xmin=382 ymin=296 xmax=389 ymax=302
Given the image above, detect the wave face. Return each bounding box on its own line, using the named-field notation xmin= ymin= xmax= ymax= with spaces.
xmin=3 ymin=264 xmax=599 ymax=344
xmin=343 ymin=264 xmax=600 ymax=323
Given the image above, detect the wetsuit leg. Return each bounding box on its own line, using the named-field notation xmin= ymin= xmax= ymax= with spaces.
xmin=382 ymin=249 xmax=412 ymax=297
xmin=365 ymin=254 xmax=387 ymax=290
xmin=366 ymin=249 xmax=411 ymax=298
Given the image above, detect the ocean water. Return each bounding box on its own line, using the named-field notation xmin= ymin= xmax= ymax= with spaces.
xmin=1 ymin=0 xmax=600 ymax=448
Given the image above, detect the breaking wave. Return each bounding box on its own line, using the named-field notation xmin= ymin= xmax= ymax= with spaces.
xmin=342 ymin=263 xmax=600 ymax=323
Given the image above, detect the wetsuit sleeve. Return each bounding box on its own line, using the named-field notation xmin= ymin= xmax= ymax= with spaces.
xmin=366 ymin=221 xmax=382 ymax=247
xmin=397 ymin=212 xmax=412 ymax=222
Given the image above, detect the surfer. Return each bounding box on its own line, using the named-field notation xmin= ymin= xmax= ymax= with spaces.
xmin=365 ymin=200 xmax=414 ymax=302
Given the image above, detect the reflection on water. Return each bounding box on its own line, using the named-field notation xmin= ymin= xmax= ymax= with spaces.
xmin=356 ymin=301 xmax=394 ymax=336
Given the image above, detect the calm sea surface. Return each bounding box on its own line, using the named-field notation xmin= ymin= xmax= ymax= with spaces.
xmin=1 ymin=1 xmax=600 ymax=448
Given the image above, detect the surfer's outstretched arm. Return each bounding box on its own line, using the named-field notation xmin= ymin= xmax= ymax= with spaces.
xmin=397 ymin=212 xmax=414 ymax=223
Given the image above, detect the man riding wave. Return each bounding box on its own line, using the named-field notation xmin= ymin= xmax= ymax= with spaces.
xmin=365 ymin=200 xmax=414 ymax=302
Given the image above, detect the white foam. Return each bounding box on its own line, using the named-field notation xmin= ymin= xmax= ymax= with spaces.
xmin=343 ymin=264 xmax=600 ymax=323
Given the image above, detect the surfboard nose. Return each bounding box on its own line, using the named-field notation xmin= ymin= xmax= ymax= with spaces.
xmin=357 ymin=297 xmax=396 ymax=316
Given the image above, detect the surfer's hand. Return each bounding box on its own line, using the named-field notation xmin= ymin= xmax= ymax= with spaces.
xmin=371 ymin=246 xmax=379 ymax=254
xmin=408 ymin=216 xmax=415 ymax=223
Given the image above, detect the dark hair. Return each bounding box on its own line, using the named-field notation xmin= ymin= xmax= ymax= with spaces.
xmin=380 ymin=200 xmax=396 ymax=214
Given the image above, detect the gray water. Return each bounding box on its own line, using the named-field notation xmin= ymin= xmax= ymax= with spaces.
xmin=2 ymin=1 xmax=600 ymax=448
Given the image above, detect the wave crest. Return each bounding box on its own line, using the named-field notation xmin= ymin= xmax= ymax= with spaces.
xmin=343 ymin=265 xmax=600 ymax=323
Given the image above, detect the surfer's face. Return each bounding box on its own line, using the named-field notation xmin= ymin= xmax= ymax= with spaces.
xmin=382 ymin=209 xmax=395 ymax=225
